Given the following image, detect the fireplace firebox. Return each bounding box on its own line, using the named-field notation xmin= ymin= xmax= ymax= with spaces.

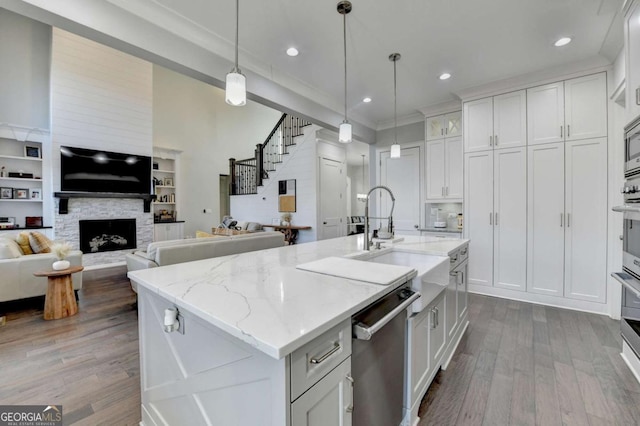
xmin=79 ymin=219 xmax=136 ymax=253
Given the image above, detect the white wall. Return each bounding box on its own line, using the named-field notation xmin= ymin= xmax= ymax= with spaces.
xmin=230 ymin=126 xmax=320 ymax=244
xmin=0 ymin=9 xmax=50 ymax=129
xmin=153 ymin=65 xmax=282 ymax=237
xmin=51 ymin=28 xmax=154 ymax=265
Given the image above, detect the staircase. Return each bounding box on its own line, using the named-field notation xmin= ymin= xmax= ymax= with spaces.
xmin=229 ymin=113 xmax=311 ymax=195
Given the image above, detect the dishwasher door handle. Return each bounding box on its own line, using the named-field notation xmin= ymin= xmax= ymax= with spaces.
xmin=353 ymin=292 xmax=421 ymax=340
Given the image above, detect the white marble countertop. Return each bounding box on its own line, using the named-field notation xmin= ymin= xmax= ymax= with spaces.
xmin=128 ymin=234 xmax=468 ymax=359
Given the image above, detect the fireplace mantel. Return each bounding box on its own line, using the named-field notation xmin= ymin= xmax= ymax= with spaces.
xmin=54 ymin=192 xmax=154 ymax=214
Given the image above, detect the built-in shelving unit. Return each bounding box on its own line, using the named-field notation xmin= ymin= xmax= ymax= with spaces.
xmin=152 ymin=147 xmax=183 ymax=241
xmin=0 ymin=127 xmax=48 ymax=228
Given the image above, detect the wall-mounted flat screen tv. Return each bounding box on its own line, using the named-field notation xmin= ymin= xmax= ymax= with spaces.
xmin=60 ymin=146 xmax=151 ymax=194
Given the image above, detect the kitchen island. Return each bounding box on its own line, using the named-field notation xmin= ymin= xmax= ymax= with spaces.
xmin=128 ymin=234 xmax=468 ymax=426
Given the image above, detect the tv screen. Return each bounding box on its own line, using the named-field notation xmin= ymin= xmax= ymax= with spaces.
xmin=60 ymin=146 xmax=151 ymax=194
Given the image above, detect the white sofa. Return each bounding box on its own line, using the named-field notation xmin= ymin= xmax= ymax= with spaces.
xmin=125 ymin=231 xmax=285 ymax=280
xmin=0 ymin=235 xmax=83 ymax=303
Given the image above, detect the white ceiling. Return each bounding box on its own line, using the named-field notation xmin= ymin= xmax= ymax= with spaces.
xmin=107 ymin=0 xmax=623 ymax=128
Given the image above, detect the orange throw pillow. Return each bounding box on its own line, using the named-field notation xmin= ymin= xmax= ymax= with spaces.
xmin=15 ymin=232 xmax=33 ymax=255
xmin=28 ymin=231 xmax=52 ymax=254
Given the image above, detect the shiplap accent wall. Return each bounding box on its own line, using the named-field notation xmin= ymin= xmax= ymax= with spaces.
xmin=51 ymin=28 xmax=154 ymax=264
xmin=230 ymin=126 xmax=319 ymax=243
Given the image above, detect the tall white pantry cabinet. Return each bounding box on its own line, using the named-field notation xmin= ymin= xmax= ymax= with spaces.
xmin=463 ymin=71 xmax=608 ymax=309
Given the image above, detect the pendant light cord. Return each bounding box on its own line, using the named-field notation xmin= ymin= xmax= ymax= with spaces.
xmin=235 ymin=0 xmax=240 ymax=72
xmin=393 ymin=58 xmax=398 ymax=145
xmin=343 ymin=12 xmax=348 ymax=122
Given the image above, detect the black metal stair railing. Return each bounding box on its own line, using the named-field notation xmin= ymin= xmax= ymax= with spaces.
xmin=229 ymin=113 xmax=311 ymax=195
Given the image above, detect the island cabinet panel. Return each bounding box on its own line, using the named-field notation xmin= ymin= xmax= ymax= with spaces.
xmin=138 ymin=287 xmax=289 ymax=426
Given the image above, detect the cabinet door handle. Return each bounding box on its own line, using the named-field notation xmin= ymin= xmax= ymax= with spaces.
xmin=309 ymin=342 xmax=340 ymax=364
xmin=431 ymin=309 xmax=437 ymax=329
xmin=560 ymin=126 xmax=563 ymax=138
xmin=435 ymin=307 xmax=439 ymax=327
xmin=345 ymin=373 xmax=354 ymax=413
xmin=441 ymin=128 xmax=444 ymax=136
xmin=567 ymin=213 xmax=570 ymax=227
xmin=414 ymin=224 xmax=419 ymax=229
xmin=495 ymin=212 xmax=498 ymax=225
xmin=446 ymin=186 xmax=449 ymax=196
xmin=490 ymin=212 xmax=493 ymax=225
xmin=560 ymin=213 xmax=564 ymax=227
xmin=489 ymin=135 xmax=493 ymax=146
xmin=567 ymin=125 xmax=570 ymax=138
xmin=636 ymin=88 xmax=640 ymax=106
xmin=495 ymin=135 xmax=498 ymax=146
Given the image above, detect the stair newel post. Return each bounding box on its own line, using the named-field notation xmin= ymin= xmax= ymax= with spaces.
xmin=256 ymin=144 xmax=264 ymax=188
xmin=229 ymin=158 xmax=237 ymax=195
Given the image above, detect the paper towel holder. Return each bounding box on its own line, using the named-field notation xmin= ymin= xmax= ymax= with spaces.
xmin=164 ymin=307 xmax=184 ymax=334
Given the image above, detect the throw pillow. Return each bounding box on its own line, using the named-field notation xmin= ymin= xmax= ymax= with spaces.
xmin=0 ymin=238 xmax=23 ymax=259
xmin=29 ymin=231 xmax=52 ymax=254
xmin=196 ymin=230 xmax=214 ymax=238
xmin=15 ymin=232 xmax=33 ymax=255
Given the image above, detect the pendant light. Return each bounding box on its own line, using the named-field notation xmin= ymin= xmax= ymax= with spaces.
xmin=337 ymin=1 xmax=352 ymax=143
xmin=225 ymin=0 xmax=246 ymax=106
xmin=357 ymin=154 xmax=367 ymax=201
xmin=389 ymin=53 xmax=401 ymax=158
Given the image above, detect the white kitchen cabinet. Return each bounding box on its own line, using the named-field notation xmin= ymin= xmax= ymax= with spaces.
xmin=446 ymin=269 xmax=458 ymax=339
xmin=463 ymin=98 xmax=494 ymax=152
xmin=291 ymin=357 xmax=353 ymax=426
xmin=426 ymin=111 xmax=462 ymax=141
xmin=457 ymin=260 xmax=468 ymax=320
xmin=154 ymin=222 xmax=184 ymax=241
xmin=493 ymin=147 xmax=527 ymax=291
xmin=464 ymin=90 xmax=526 ymax=152
xmin=527 ymin=139 xmax=607 ymax=302
xmin=527 ymin=143 xmax=565 ymax=296
xmin=564 ymin=138 xmax=607 ymax=303
xmin=464 ymin=148 xmax=526 ymax=292
xmin=527 ymin=74 xmax=607 ymax=146
xmin=464 ymin=151 xmax=494 ymax=287
xmin=493 ymin=90 xmax=527 ymax=149
xmin=407 ymin=304 xmax=431 ymax=410
xmin=527 ymin=82 xmax=565 ymax=145
xmin=429 ymin=293 xmax=446 ymax=367
xmin=626 ymin=0 xmax=640 ymax=120
xmin=426 ymin=136 xmax=462 ymax=201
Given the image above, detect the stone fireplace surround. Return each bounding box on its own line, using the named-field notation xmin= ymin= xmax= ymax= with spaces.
xmin=54 ymin=198 xmax=153 ymax=266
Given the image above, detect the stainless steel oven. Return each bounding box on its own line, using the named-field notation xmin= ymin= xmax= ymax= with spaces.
xmin=613 ymin=272 xmax=640 ymax=358
xmin=613 ymin=199 xmax=640 ymax=279
xmin=625 ymin=114 xmax=640 ymax=177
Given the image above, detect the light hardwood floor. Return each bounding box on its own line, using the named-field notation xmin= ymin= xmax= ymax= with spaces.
xmin=2 ymin=268 xmax=639 ymax=425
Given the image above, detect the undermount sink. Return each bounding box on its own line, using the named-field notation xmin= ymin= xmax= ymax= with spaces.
xmin=354 ymin=250 xmax=449 ymax=313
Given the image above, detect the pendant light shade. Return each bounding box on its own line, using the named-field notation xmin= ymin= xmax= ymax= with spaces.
xmin=337 ymin=1 xmax=352 ymax=143
xmin=389 ymin=53 xmax=401 ymax=158
xmin=339 ymin=121 xmax=352 ymax=143
xmin=225 ymin=0 xmax=246 ymax=106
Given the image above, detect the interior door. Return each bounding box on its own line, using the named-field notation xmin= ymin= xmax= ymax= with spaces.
xmin=380 ymin=146 xmax=421 ymax=233
xmin=527 ymin=143 xmax=565 ymax=296
xmin=464 ymin=151 xmax=494 ymax=287
xmin=319 ymin=157 xmax=345 ymax=240
xmin=493 ymin=90 xmax=527 ymax=149
xmin=493 ymin=147 xmax=527 ymax=291
xmin=564 ymin=138 xmax=607 ymax=302
xmin=426 ymin=140 xmax=445 ymax=199
xmin=527 ymin=82 xmax=565 ymax=145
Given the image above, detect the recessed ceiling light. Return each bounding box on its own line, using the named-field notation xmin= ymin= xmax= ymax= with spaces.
xmin=363 ymin=97 xmax=372 ymax=103
xmin=286 ymin=47 xmax=299 ymax=57
xmin=554 ymin=37 xmax=572 ymax=47
xmin=439 ymin=73 xmax=451 ymax=80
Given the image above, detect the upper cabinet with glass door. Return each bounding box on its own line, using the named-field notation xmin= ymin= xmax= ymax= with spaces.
xmin=426 ymin=111 xmax=462 ymax=141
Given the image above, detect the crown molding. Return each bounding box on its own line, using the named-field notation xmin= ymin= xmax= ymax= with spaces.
xmin=417 ymin=100 xmax=462 ymax=118
xmin=455 ymin=57 xmax=612 ymax=102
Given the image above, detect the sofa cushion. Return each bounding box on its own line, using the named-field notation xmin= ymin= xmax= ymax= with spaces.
xmin=16 ymin=232 xmax=33 ymax=255
xmin=196 ymin=230 xmax=215 ymax=238
xmin=145 ymin=236 xmax=230 ymax=262
xmin=29 ymin=231 xmax=52 ymax=254
xmin=0 ymin=238 xmax=22 ymax=259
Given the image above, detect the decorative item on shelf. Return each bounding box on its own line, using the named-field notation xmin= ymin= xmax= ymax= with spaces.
xmin=29 ymin=189 xmax=41 ymax=200
xmin=24 ymin=145 xmax=41 ymax=158
xmin=50 ymin=241 xmax=72 ymax=271
xmin=281 ymin=212 xmax=292 ymax=227
xmin=153 ymin=162 xmax=159 ymax=170
xmin=0 ymin=187 xmax=11 ymax=199
xmin=457 ymin=213 xmax=463 ymax=230
xmin=25 ymin=216 xmax=43 ymax=228
xmin=13 ymin=188 xmax=28 ymax=199
xmin=0 ymin=166 xmax=5 ymax=177
xmin=337 ymin=1 xmax=352 ymax=143
xmin=8 ymin=172 xmax=34 ymax=179
xmin=164 ymin=177 xmax=173 ymax=186
xmin=0 ymin=217 xmax=16 ymax=229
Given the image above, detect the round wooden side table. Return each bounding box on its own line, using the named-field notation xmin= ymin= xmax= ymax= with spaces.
xmin=34 ymin=265 xmax=84 ymax=320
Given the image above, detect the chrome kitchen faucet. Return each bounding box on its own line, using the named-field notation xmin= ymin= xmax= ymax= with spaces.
xmin=363 ymin=185 xmax=395 ymax=250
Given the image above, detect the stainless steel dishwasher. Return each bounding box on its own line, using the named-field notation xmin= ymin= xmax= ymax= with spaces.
xmin=352 ymin=285 xmax=420 ymax=426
